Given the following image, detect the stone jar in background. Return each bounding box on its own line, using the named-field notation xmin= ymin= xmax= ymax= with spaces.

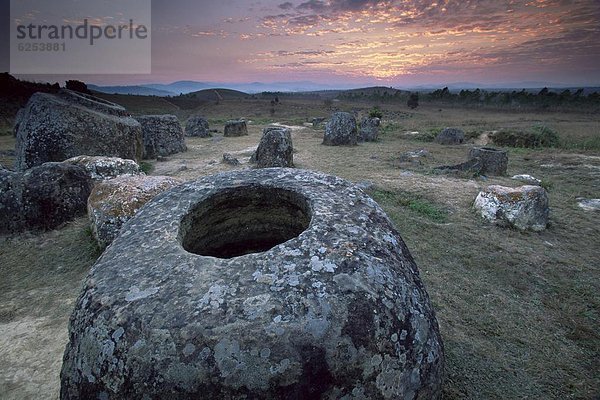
xmin=185 ymin=116 xmax=211 ymax=138
xmin=323 ymin=112 xmax=357 ymax=146
xmin=435 ymin=127 xmax=464 ymax=145
xmin=468 ymin=147 xmax=508 ymax=176
xmin=255 ymin=128 xmax=294 ymax=168
xmin=358 ymin=117 xmax=380 ymax=142
xmin=474 ymin=184 xmax=549 ymax=231
xmin=224 ymin=120 xmax=248 ymax=137
xmin=15 ymin=89 xmax=142 ymax=170
xmin=135 ymin=115 xmax=187 ymax=159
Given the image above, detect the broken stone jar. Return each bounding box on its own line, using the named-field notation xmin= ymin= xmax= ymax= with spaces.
xmin=61 ymin=168 xmax=444 ymax=399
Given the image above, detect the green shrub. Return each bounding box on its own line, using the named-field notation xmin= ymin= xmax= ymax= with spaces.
xmin=139 ymin=161 xmax=154 ymax=174
xmin=532 ymin=125 xmax=560 ymax=147
xmin=491 ymin=125 xmax=559 ymax=148
xmin=379 ymin=121 xmax=403 ymax=135
xmin=407 ymin=92 xmax=419 ymax=109
xmin=540 ymin=179 xmax=554 ymax=191
xmin=465 ymin=130 xmax=482 ymax=140
xmin=414 ymin=131 xmax=436 ymax=142
xmin=368 ymin=106 xmax=383 ymax=119
xmin=429 ymin=127 xmax=443 ymax=136
xmin=491 ymin=130 xmax=533 ymax=147
xmin=407 ymin=127 xmax=441 ymax=143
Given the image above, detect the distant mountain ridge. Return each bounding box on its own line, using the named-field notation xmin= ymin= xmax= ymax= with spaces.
xmin=87 ymin=79 xmax=600 ymax=97
xmin=88 ymin=84 xmax=174 ymax=96
xmin=88 ymin=80 xmax=363 ymax=96
xmin=188 ymin=88 xmax=249 ymax=101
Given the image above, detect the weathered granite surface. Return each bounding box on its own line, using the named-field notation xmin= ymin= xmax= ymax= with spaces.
xmin=262 ymin=126 xmax=292 ymax=137
xmin=61 ymin=168 xmax=444 ymax=399
xmin=249 ymin=126 xmax=294 ymax=168
xmin=224 ymin=120 xmax=248 ymax=137
xmin=358 ymin=117 xmax=380 ymax=142
xmin=468 ymin=147 xmax=508 ymax=176
xmin=185 ymin=116 xmax=211 ymax=138
xmin=0 ymin=167 xmax=23 ymax=233
xmin=0 ymin=162 xmax=92 ymax=234
xmin=474 ymin=185 xmax=549 ymax=231
xmin=577 ymin=198 xmax=600 ymax=211
xmin=135 ymin=115 xmax=187 ymax=159
xmin=434 ymin=128 xmax=464 ymax=145
xmin=63 ymin=155 xmax=142 ymax=182
xmin=87 ymin=175 xmax=183 ymax=248
xmin=433 ymin=157 xmax=482 ymax=175
xmin=15 ymin=89 xmax=143 ymax=170
xmin=222 ymin=153 xmax=241 ymax=166
xmin=255 ymin=129 xmax=294 ymax=168
xmin=323 ymin=112 xmax=357 ymax=146
xmin=399 ymin=149 xmax=429 ymax=165
xmin=13 ymin=107 xmax=25 ymax=137
xmin=512 ymin=174 xmax=541 ymax=185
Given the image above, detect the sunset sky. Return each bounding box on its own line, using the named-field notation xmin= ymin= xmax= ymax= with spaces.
xmin=6 ymin=0 xmax=600 ymax=87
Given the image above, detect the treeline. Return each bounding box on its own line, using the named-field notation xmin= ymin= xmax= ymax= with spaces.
xmin=331 ymin=85 xmax=599 ymax=110
xmin=427 ymin=87 xmax=599 ymax=109
xmin=0 ymin=73 xmax=61 ymax=124
xmin=259 ymin=91 xmax=336 ymax=100
xmin=0 ymin=73 xmax=60 ymax=106
xmin=0 ymin=74 xmax=94 ymax=107
xmin=337 ymin=88 xmax=405 ymax=102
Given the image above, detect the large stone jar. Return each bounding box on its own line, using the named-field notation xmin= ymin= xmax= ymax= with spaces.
xmin=15 ymin=89 xmax=143 ymax=170
xmin=323 ymin=112 xmax=357 ymax=146
xmin=61 ymin=168 xmax=444 ymax=399
xmin=468 ymin=147 xmax=508 ymax=176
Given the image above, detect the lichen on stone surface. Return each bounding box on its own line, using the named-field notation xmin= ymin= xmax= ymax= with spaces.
xmin=135 ymin=115 xmax=187 ymax=159
xmin=87 ymin=175 xmax=183 ymax=248
xmin=15 ymin=90 xmax=143 ymax=170
xmin=63 ymin=155 xmax=142 ymax=181
xmin=61 ymin=168 xmax=444 ymax=399
xmin=474 ymin=184 xmax=549 ymax=231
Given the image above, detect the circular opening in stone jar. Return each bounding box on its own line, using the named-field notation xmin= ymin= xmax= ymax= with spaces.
xmin=180 ymin=186 xmax=311 ymax=259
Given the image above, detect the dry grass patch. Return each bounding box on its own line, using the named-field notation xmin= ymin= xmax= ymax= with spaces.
xmin=0 ymin=219 xmax=100 ymax=399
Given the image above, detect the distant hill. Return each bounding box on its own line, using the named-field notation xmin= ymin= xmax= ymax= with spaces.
xmin=340 ymin=86 xmax=405 ymax=95
xmin=333 ymin=86 xmax=408 ymax=100
xmin=187 ymin=88 xmax=250 ymax=101
xmin=144 ymin=81 xmax=212 ymax=95
xmin=88 ymin=84 xmax=174 ymax=97
xmin=87 ymin=80 xmax=361 ymax=96
xmin=90 ymin=92 xmax=180 ymax=115
xmin=85 ymin=83 xmax=405 ymax=99
xmin=161 ymin=88 xmax=251 ymax=110
xmin=230 ymin=81 xmax=358 ymax=93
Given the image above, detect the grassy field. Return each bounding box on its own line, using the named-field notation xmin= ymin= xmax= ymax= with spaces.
xmin=1 ymin=98 xmax=598 ymax=399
